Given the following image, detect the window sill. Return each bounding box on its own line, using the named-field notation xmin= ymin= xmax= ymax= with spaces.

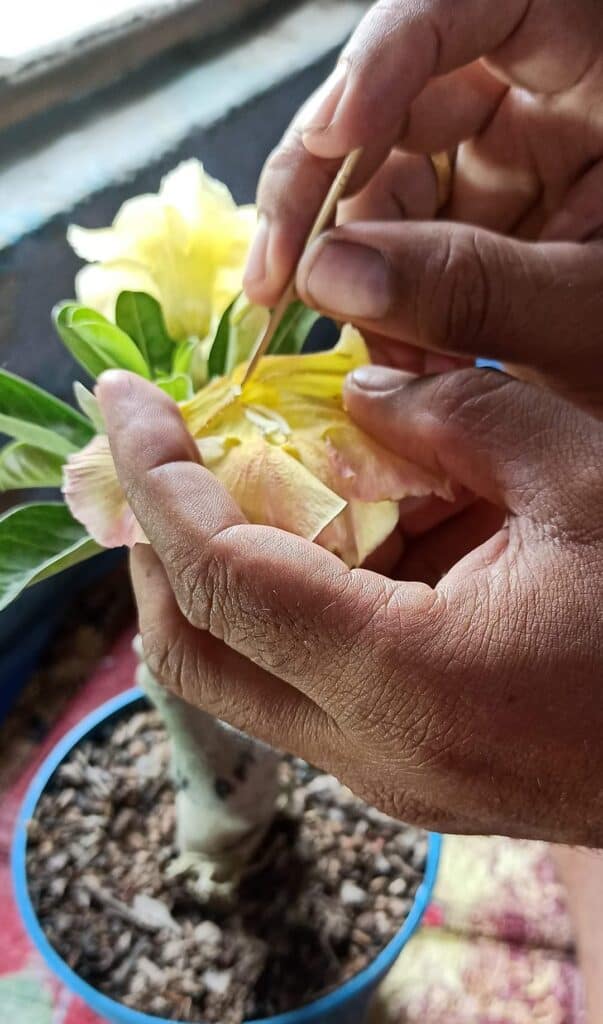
xmin=0 ymin=0 xmax=285 ymax=133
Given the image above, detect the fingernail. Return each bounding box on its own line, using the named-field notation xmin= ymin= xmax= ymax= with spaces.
xmin=302 ymin=240 xmax=391 ymax=319
xmin=349 ymin=365 xmax=406 ymax=392
xmin=95 ymin=369 xmax=132 ymax=404
xmin=298 ymin=61 xmax=348 ymax=138
xmin=244 ymin=214 xmax=270 ymax=285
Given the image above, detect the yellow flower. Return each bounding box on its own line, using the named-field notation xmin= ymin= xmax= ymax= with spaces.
xmin=63 ymin=327 xmax=450 ymax=568
xmin=67 ymin=160 xmax=255 ymax=342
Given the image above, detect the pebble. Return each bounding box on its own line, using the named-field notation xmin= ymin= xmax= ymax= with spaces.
xmin=195 ymin=921 xmax=222 ymax=946
xmin=351 ymin=928 xmax=372 ymax=947
xmin=46 ymin=851 xmax=69 ymax=872
xmin=388 ymin=897 xmax=410 ymax=917
xmin=138 ymin=956 xmax=166 ymax=986
xmin=388 ymin=877 xmax=407 ymax=897
xmin=373 ymin=910 xmax=391 ymax=937
xmin=112 ymin=808 xmax=136 ymax=838
xmin=28 ymin=709 xmax=427 ymax=1024
xmin=203 ymin=969 xmax=232 ymax=996
xmin=340 ymin=881 xmax=367 ymax=907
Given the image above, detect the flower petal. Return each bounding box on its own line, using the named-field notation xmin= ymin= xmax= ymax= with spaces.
xmin=68 ymin=160 xmax=255 ymax=342
xmin=210 ymin=439 xmax=346 ymax=541
xmin=235 ymin=323 xmax=368 ymax=404
xmin=317 ymin=499 xmax=400 ymax=568
xmin=62 ymin=435 xmax=145 ymax=548
xmin=324 ymin=425 xmax=452 ymax=502
xmin=74 ymin=260 xmax=158 ymax=324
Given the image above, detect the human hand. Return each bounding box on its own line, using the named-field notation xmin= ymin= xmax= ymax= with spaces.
xmin=97 ymin=367 xmax=603 ymax=845
xmin=244 ymin=0 xmax=603 ymax=413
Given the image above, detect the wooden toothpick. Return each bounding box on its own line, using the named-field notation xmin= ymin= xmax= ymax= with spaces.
xmin=242 ymin=147 xmax=363 ymax=385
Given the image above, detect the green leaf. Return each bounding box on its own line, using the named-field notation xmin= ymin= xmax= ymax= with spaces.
xmin=115 ymin=291 xmax=173 ymax=376
xmin=172 ymin=338 xmax=198 ymax=376
xmin=0 ymin=369 xmax=94 ymax=457
xmin=208 ymin=296 xmax=238 ymax=378
xmin=54 ymin=303 xmax=151 ymax=380
xmin=0 ymin=503 xmax=101 ymax=611
xmin=268 ymin=301 xmax=319 ymax=356
xmin=0 ymin=443 xmax=65 ymax=491
xmin=73 ymin=381 xmax=105 ymax=432
xmin=207 ymin=296 xmax=271 ymax=379
xmin=155 ymin=374 xmax=193 ymax=402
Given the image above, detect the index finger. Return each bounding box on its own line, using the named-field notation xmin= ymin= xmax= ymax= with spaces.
xmin=96 ymin=371 xmax=439 ymax=716
xmin=244 ymin=0 xmax=529 ymax=305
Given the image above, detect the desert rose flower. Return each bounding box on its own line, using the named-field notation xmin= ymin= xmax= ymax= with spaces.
xmin=63 ymin=326 xmax=450 ymax=568
xmin=67 ymin=160 xmax=255 ymax=343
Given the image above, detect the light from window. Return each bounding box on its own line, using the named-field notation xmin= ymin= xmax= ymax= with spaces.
xmin=2 ymin=0 xmax=176 ymax=60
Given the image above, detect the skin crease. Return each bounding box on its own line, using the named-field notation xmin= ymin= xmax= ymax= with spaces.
xmin=244 ymin=0 xmax=603 ymax=416
xmin=96 ymin=368 xmax=603 ymax=848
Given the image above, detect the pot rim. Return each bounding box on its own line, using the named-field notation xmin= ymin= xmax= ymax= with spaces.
xmin=12 ymin=687 xmax=441 ymax=1024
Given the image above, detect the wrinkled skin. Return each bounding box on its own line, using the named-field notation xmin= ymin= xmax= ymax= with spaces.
xmin=244 ymin=0 xmax=603 ymax=415
xmin=95 ymin=0 xmax=603 ymax=850
xmin=97 ymin=369 xmax=603 ymax=846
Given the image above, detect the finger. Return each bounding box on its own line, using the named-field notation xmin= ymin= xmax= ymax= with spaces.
xmin=396 ymin=499 xmax=505 ymax=586
xmin=338 ymin=150 xmax=439 ymax=224
xmin=244 ymin=1 xmax=526 ymax=304
xmin=364 ymin=332 xmax=471 ymax=376
xmin=401 ymin=62 xmax=507 ymax=153
xmin=97 ymin=371 xmax=438 ymax=714
xmin=296 ymin=220 xmax=603 ymax=411
xmin=344 ymin=365 xmax=603 ymax=532
xmin=246 ymin=0 xmax=603 ymax=304
xmin=300 ymin=1 xmax=529 ymax=160
xmin=541 ymin=159 xmax=603 ymax=242
xmin=131 ymin=545 xmax=340 ymax=769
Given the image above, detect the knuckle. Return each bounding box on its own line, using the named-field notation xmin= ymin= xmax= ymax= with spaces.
xmin=420 ymin=367 xmax=515 ymax=447
xmin=141 ymin=626 xmax=186 ymax=695
xmin=164 ymin=531 xmax=237 ymax=638
xmin=421 ymin=230 xmax=496 ymax=354
xmin=258 ymin=134 xmax=339 ymax=219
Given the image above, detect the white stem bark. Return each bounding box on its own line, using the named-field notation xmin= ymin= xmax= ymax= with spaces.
xmin=133 ymin=637 xmax=279 ymax=891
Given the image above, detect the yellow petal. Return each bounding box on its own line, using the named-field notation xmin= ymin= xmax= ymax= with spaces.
xmin=233 ymin=323 xmax=368 ymax=404
xmin=323 ymin=424 xmax=452 ymax=502
xmin=74 ymin=260 xmax=159 ymax=324
xmin=210 ymin=439 xmax=346 ymax=541
xmin=317 ymin=500 xmax=400 ymax=568
xmin=62 ymin=435 xmax=145 ymax=549
xmin=68 ymin=160 xmax=255 ymax=341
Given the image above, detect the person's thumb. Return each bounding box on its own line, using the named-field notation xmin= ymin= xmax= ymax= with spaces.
xmin=298 ymin=222 xmax=603 ymax=414
xmin=344 ymin=366 xmax=602 ymax=538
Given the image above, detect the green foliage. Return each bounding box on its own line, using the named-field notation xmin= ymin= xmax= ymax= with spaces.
xmin=115 ymin=291 xmax=174 ymax=376
xmin=0 ymin=503 xmax=101 ymax=611
xmin=54 ymin=303 xmax=151 ymax=380
xmin=268 ymin=301 xmax=319 ymax=356
xmin=208 ymin=296 xmax=319 ymax=379
xmin=0 ymin=369 xmax=94 ymax=457
xmin=208 ymin=296 xmax=238 ymax=378
xmin=156 ymin=374 xmax=193 ymax=402
xmin=0 ymin=443 xmax=64 ymax=491
xmin=171 ymin=338 xmax=198 ymax=376
xmin=73 ymin=382 xmax=105 ymax=432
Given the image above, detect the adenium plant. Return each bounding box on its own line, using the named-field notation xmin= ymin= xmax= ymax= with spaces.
xmin=0 ymin=161 xmax=447 ymax=896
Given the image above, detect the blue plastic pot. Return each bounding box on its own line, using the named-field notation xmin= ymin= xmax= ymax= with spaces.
xmin=13 ymin=689 xmax=441 ymax=1024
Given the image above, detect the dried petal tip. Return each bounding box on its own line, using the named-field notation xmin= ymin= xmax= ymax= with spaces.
xmin=62 ymin=435 xmax=145 ymax=548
